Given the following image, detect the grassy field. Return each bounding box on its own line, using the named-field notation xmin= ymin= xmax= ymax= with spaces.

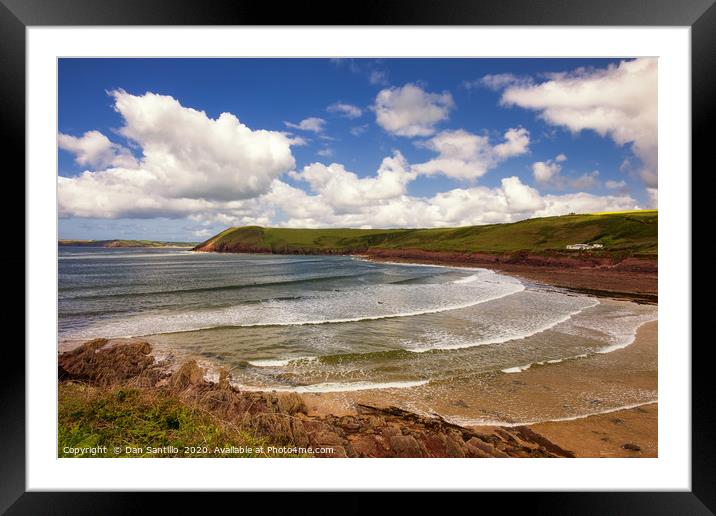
xmin=58 ymin=382 xmax=302 ymax=458
xmin=59 ymin=239 xmax=198 ymax=248
xmin=195 ymin=210 xmax=657 ymax=256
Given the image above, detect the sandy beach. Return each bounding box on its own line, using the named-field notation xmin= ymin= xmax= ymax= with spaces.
xmin=300 ymin=320 xmax=658 ymax=458
xmin=58 ymin=251 xmax=658 ymax=458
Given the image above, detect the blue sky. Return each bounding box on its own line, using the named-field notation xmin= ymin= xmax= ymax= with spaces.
xmin=58 ymin=58 xmax=657 ymax=241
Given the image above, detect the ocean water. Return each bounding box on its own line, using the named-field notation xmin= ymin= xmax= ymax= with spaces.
xmin=58 ymin=247 xmax=658 ymax=424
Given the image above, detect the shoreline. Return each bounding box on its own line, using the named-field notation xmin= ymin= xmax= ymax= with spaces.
xmin=352 ymin=253 xmax=657 ymax=303
xmin=300 ymin=320 xmax=657 ymax=457
xmin=57 ymin=339 xmax=578 ymax=457
xmin=193 ymin=247 xmax=657 ymax=302
xmin=57 ymin=251 xmax=657 ymax=458
xmin=58 ymin=319 xmax=657 ymax=457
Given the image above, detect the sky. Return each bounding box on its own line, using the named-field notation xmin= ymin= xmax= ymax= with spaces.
xmin=58 ymin=58 xmax=657 ymax=241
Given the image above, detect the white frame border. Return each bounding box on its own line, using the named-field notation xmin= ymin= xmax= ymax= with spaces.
xmin=27 ymin=26 xmax=690 ymax=491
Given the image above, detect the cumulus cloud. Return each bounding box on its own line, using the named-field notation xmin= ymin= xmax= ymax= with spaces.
xmin=58 ymin=130 xmax=138 ymax=169
xmin=262 ymin=174 xmax=638 ymax=229
xmin=327 ymin=102 xmax=363 ymax=119
xmin=413 ymin=128 xmax=530 ymax=180
xmin=374 ymin=83 xmax=454 ymax=137
xmin=500 ymin=58 xmax=657 ymax=189
xmin=284 ymin=117 xmax=326 ymax=133
xmin=288 ymin=151 xmax=415 ymax=213
xmin=59 ymin=90 xmax=297 ymax=218
xmin=532 ymin=158 xmax=561 ymax=184
xmin=532 ymin=154 xmax=599 ymax=190
xmin=58 ymin=90 xmax=641 ymax=230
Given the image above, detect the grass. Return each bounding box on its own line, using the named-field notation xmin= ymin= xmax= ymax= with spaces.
xmin=196 ymin=210 xmax=658 ymax=256
xmin=58 ymin=382 xmax=303 ymax=458
xmin=59 ymin=239 xmax=198 ymax=248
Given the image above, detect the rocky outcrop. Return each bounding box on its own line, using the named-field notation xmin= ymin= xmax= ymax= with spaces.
xmin=58 ymin=340 xmax=576 ymax=458
xmin=58 ymin=338 xmax=157 ymax=386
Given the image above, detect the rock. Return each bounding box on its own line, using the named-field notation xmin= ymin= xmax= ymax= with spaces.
xmin=311 ymin=429 xmax=345 ymax=447
xmin=466 ymin=437 xmax=499 ymax=457
xmin=381 ymin=426 xmax=401 ymax=439
xmin=422 ymin=434 xmax=448 ymax=456
xmin=611 ymin=417 xmax=625 ymax=425
xmin=217 ymin=368 xmax=231 ymax=390
xmin=444 ymin=434 xmax=467 ymax=458
xmin=276 ymin=392 xmax=307 ymax=415
xmin=389 ymin=435 xmax=426 ymax=457
xmin=58 ymin=339 xmax=154 ymax=385
xmin=290 ymin=419 xmax=310 ymax=447
xmin=350 ymin=435 xmax=384 ymax=457
xmin=170 ymin=360 xmax=205 ymax=390
xmin=465 ymin=442 xmax=492 ymax=458
xmin=622 ymin=443 xmax=641 ymax=451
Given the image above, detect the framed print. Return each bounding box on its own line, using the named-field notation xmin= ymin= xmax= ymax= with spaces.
xmin=4 ymin=0 xmax=710 ymax=512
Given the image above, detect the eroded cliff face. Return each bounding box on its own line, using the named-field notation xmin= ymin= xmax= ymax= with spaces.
xmin=360 ymin=248 xmax=657 ymax=273
xmin=59 ymin=339 xmax=575 ymax=458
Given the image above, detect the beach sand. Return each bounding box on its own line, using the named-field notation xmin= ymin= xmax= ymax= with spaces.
xmin=302 ymin=320 xmax=658 ymax=458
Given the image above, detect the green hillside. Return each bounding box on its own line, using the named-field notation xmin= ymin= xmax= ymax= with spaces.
xmin=59 ymin=239 xmax=198 ymax=248
xmin=194 ymin=210 xmax=657 ymax=256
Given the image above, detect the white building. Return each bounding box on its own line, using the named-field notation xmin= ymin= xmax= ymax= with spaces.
xmin=566 ymin=243 xmax=604 ymax=250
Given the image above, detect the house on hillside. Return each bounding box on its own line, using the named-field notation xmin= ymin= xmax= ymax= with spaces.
xmin=566 ymin=243 xmax=604 ymax=250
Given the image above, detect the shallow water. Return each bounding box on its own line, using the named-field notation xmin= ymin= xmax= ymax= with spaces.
xmin=59 ymin=247 xmax=657 ymax=423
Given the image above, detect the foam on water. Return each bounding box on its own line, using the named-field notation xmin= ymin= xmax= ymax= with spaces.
xmin=235 ymin=379 xmax=429 ymax=393
xmin=63 ymin=268 xmax=525 ymax=339
xmin=445 ymin=400 xmax=658 ymax=427
xmin=402 ymin=292 xmax=600 ymax=353
xmin=247 ymin=356 xmax=318 ymax=367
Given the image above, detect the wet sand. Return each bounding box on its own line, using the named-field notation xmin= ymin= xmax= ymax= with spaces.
xmin=302 ymin=320 xmax=658 ymax=458
xmin=359 ymin=252 xmax=657 ymax=301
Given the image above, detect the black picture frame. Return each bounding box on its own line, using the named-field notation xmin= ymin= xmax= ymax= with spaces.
xmin=3 ymin=0 xmax=707 ymax=513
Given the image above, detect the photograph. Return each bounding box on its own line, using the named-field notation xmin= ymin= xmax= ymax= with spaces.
xmin=56 ymin=56 xmax=659 ymax=460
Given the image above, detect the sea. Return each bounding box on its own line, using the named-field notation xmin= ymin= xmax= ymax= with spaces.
xmin=58 ymin=247 xmax=658 ymax=425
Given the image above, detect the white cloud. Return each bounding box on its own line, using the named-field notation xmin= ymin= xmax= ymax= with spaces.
xmin=327 ymin=102 xmax=363 ymax=119
xmin=471 ymin=73 xmax=532 ymax=91
xmin=501 ymin=176 xmax=545 ymax=212
xmin=59 ymin=90 xmax=297 ymax=218
xmin=646 ymin=187 xmax=658 ymax=208
xmin=605 ymin=179 xmax=627 ymax=190
xmin=534 ymin=191 xmax=638 ymax=217
xmin=317 ymin=148 xmax=334 ymax=158
xmin=58 ymin=91 xmax=641 ymax=231
xmin=264 ymin=174 xmax=638 ymax=229
xmin=532 ymin=154 xmax=599 ymax=190
xmin=413 ymin=128 xmax=530 ymax=180
xmin=288 ymin=151 xmax=415 ymax=212
xmin=284 ymin=117 xmax=326 ymax=133
xmin=192 ymin=228 xmax=215 ymax=238
xmin=374 ymin=83 xmax=454 ymax=137
xmin=282 ymin=133 xmax=309 ymax=146
xmin=350 ymin=124 xmax=369 ymax=136
xmin=369 ymin=70 xmax=389 ymax=86
xmin=500 ymin=58 xmax=657 ymax=190
xmin=58 ymin=130 xmax=138 ymax=169
xmin=532 ymin=160 xmax=561 ymax=184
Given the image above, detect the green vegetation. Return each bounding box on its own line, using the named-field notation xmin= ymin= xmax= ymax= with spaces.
xmin=58 ymin=382 xmax=301 ymax=457
xmin=196 ymin=210 xmax=657 ymax=256
xmin=59 ymin=239 xmax=198 ymax=248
